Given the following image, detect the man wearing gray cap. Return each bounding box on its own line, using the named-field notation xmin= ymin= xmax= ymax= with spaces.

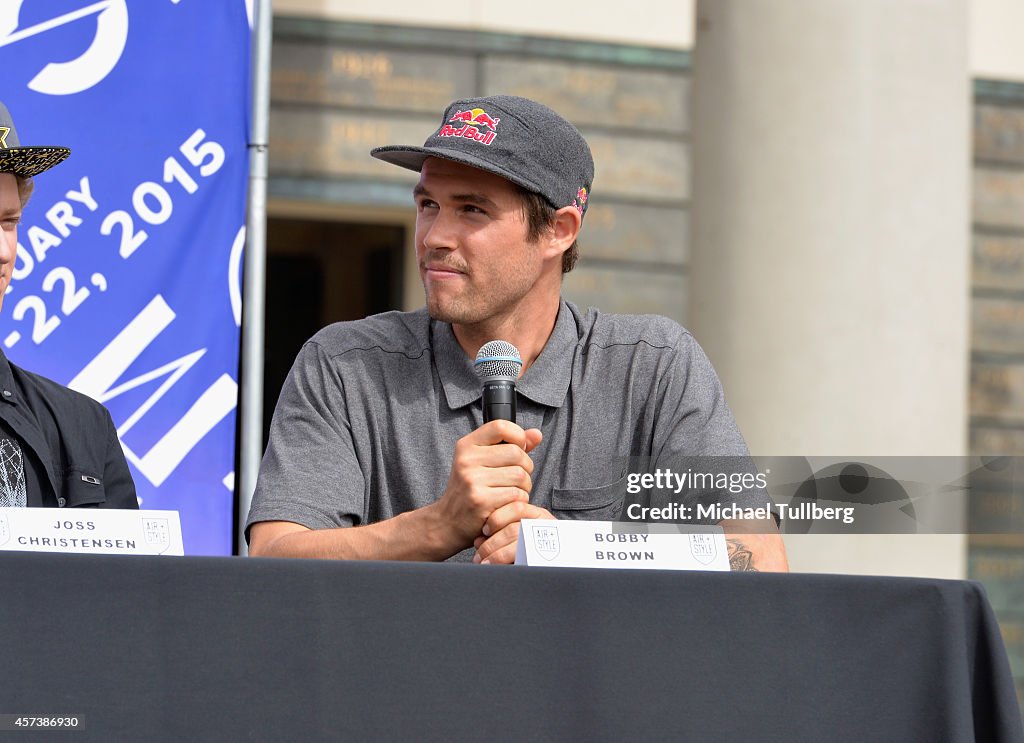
xmin=247 ymin=95 xmax=786 ymax=569
xmin=0 ymin=102 xmax=136 ymax=509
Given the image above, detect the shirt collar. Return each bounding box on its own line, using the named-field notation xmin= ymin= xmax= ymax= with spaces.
xmin=432 ymin=300 xmax=579 ymax=411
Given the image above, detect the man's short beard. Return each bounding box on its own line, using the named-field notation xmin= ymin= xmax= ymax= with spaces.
xmin=426 ymin=294 xmax=484 ymax=325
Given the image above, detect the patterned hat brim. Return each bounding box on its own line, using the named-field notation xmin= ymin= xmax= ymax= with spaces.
xmin=0 ymin=146 xmax=70 ymax=178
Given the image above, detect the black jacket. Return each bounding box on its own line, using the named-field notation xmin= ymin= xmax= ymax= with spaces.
xmin=0 ymin=351 xmax=137 ymax=509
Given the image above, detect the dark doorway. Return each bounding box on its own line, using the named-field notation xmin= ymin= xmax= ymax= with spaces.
xmin=263 ymin=218 xmax=405 ymax=446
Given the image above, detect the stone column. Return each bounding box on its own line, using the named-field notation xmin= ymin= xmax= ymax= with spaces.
xmin=691 ymin=0 xmax=970 ymax=577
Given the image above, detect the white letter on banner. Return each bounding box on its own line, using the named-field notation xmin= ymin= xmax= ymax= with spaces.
xmin=69 ymin=295 xmax=237 ymax=487
xmin=13 ymin=244 xmax=33 ymax=280
xmin=27 ymin=225 xmax=60 ymax=262
xmin=66 ymin=177 xmax=99 ymax=212
xmin=45 ymin=201 xmax=82 ymax=238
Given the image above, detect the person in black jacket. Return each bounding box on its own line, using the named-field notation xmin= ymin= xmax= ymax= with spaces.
xmin=0 ymin=101 xmax=136 ymax=509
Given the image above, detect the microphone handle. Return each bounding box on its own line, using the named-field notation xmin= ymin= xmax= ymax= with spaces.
xmin=482 ymin=380 xmax=517 ymax=424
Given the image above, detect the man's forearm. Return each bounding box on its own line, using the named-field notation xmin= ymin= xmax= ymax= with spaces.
xmin=721 ymin=518 xmax=789 ymax=572
xmin=249 ymin=503 xmax=462 ymax=561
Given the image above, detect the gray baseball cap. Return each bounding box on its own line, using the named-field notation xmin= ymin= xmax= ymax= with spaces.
xmin=0 ymin=101 xmax=70 ymax=178
xmin=371 ymin=95 xmax=594 ymax=220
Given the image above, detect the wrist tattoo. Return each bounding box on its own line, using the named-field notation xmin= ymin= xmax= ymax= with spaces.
xmin=727 ymin=538 xmax=758 ymax=572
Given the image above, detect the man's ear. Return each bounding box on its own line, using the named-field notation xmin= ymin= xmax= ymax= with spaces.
xmin=544 ymin=205 xmax=582 ymax=260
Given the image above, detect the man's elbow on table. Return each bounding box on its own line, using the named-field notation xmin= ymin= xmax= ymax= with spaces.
xmin=248 ymin=520 xmax=311 ymax=557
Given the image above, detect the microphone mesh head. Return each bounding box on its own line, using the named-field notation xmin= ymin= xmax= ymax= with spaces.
xmin=474 ymin=340 xmax=523 ymax=381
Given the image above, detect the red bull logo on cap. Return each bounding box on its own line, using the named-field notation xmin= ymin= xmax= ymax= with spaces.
xmin=573 ymin=186 xmax=588 ymax=216
xmin=439 ymin=107 xmax=501 ymax=146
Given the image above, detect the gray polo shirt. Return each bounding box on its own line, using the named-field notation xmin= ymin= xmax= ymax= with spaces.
xmin=247 ymin=300 xmax=768 ymax=559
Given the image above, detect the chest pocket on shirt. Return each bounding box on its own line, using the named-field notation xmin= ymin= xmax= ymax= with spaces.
xmin=62 ymin=470 xmax=106 ymax=508
xmin=551 ymin=474 xmax=627 ymax=521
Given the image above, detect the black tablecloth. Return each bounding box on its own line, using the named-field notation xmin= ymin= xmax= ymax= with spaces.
xmin=0 ymin=553 xmax=1020 ymax=742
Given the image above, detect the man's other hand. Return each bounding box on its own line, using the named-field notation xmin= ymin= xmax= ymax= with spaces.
xmin=472 ymin=501 xmax=555 ymax=565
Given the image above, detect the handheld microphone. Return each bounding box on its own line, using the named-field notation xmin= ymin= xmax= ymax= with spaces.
xmin=473 ymin=340 xmax=523 ymax=423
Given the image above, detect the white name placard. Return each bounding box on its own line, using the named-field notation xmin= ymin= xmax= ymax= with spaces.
xmin=515 ymin=519 xmax=730 ymax=571
xmin=0 ymin=508 xmax=183 ymax=555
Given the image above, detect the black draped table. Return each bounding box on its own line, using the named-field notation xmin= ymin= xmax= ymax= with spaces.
xmin=0 ymin=552 xmax=1021 ymax=742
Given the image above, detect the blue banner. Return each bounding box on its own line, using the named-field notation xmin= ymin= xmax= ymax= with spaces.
xmin=0 ymin=1 xmax=251 ymax=555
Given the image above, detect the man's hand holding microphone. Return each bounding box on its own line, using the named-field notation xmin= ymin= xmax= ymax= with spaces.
xmin=434 ymin=341 xmax=555 ymax=564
